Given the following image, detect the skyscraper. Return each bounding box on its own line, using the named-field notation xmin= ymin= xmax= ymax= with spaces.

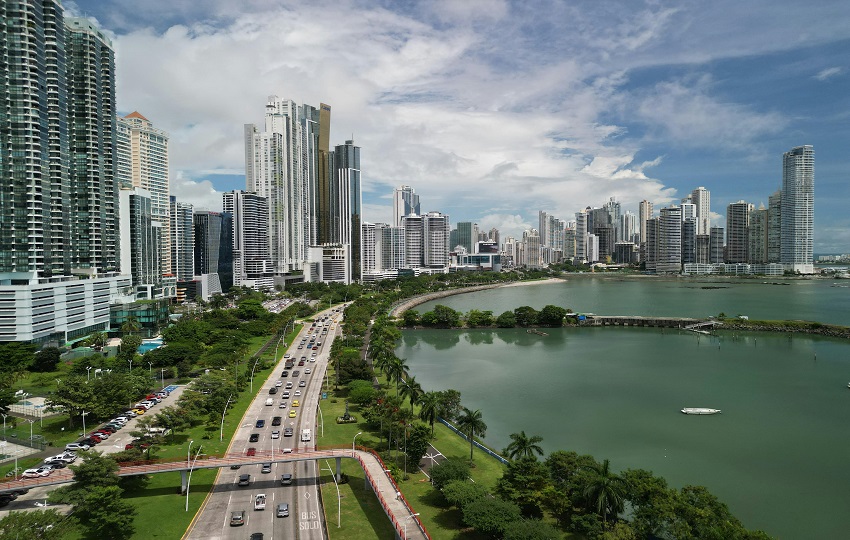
xmin=423 ymin=212 xmax=450 ymax=268
xmin=393 ymin=185 xmax=420 ymax=227
xmin=455 ymin=222 xmax=476 ymax=253
xmin=726 ymin=201 xmax=753 ymax=263
xmin=169 ymin=196 xmax=194 ymax=280
xmin=66 ymin=17 xmax=118 ymax=274
xmin=333 ymin=139 xmax=362 ymax=280
xmin=193 ymin=210 xmax=223 ymax=294
xmin=117 ymin=112 xmax=170 ymax=275
xmin=245 ymin=97 xmax=305 ymax=274
xmin=119 ymin=187 xmax=162 ymax=296
xmin=781 ymin=145 xmax=814 ymax=273
xmin=0 ymin=4 xmax=130 ymax=343
xmin=690 ymin=187 xmax=711 ymax=234
xmin=748 ymin=205 xmax=768 ymax=264
xmin=657 ymin=206 xmax=682 ymax=273
xmin=638 ymin=200 xmax=653 ymax=245
xmin=223 ymin=191 xmax=273 ymax=290
xmin=767 ymin=190 xmax=782 ymax=263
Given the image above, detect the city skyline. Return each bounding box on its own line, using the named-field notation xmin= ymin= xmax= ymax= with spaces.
xmin=67 ymin=0 xmax=850 ymax=251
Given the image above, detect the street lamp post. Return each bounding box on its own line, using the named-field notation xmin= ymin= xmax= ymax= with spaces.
xmin=161 ymin=368 xmax=166 ymax=388
xmin=186 ymin=444 xmax=203 ymax=511
xmin=28 ymin=419 xmax=35 ymax=442
xmin=220 ymin=394 xmax=233 ymax=442
xmin=352 ymin=431 xmax=363 ymax=457
xmin=81 ymin=411 xmax=88 ymax=436
xmin=147 ymin=361 xmax=153 ymax=374
xmin=128 ymin=358 xmax=133 ymax=373
xmin=1 ymin=414 xmax=6 ymax=440
xmin=317 ymin=404 xmax=324 ymax=438
xmin=249 ymin=356 xmax=261 ymax=393
xmin=404 ymin=513 xmax=421 ymax=539
xmin=86 ymin=366 xmax=92 ymax=382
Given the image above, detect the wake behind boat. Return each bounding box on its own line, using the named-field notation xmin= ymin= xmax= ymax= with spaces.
xmin=681 ymin=407 xmax=721 ymax=415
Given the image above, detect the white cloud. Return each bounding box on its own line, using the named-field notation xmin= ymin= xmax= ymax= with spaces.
xmin=170 ymin=174 xmax=223 ymax=212
xmin=814 ymin=67 xmax=842 ymax=81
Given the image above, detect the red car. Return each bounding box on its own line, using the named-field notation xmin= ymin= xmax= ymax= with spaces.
xmin=246 ymin=447 xmax=257 ymax=456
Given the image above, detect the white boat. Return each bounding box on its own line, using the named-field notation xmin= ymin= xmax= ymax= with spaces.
xmin=681 ymin=408 xmax=721 ymax=415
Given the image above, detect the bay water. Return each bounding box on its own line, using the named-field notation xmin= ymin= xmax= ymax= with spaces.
xmin=400 ymin=277 xmax=850 ymax=538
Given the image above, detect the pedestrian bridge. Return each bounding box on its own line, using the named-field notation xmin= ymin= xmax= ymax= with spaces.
xmin=0 ymin=446 xmax=430 ymax=540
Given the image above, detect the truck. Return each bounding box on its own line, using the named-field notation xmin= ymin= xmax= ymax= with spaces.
xmin=300 ymin=428 xmax=311 ymax=442
xmin=254 ymin=493 xmax=266 ymax=511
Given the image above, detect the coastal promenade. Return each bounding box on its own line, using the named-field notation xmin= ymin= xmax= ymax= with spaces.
xmin=389 ymin=285 xmax=501 ymax=318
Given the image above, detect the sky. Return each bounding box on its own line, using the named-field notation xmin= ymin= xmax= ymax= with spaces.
xmin=68 ymin=0 xmax=850 ymax=252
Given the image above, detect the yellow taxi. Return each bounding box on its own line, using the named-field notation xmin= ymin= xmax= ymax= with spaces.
xmin=132 ymin=409 xmax=146 ymax=415
xmin=288 ymin=409 xmax=297 ymax=418
xmin=292 ymin=400 xmax=300 ymax=407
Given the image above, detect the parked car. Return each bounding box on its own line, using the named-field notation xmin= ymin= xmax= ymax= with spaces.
xmin=42 ymin=460 xmax=67 ymax=469
xmin=22 ymin=467 xmax=52 ymax=478
xmin=65 ymin=443 xmax=90 ymax=451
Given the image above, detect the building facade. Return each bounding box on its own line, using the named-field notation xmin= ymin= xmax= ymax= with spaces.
xmin=780 ymin=145 xmax=814 ymax=273
xmin=223 ymin=191 xmax=273 ymax=290
xmin=393 ymin=185 xmax=420 ymax=227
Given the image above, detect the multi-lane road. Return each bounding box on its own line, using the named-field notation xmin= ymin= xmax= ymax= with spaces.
xmin=185 ymin=307 xmax=343 ymax=540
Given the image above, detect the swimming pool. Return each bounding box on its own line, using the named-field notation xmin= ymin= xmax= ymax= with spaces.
xmin=138 ymin=338 xmax=163 ymax=354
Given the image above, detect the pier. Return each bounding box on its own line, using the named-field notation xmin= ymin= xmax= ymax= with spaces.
xmin=581 ymin=315 xmax=722 ymax=332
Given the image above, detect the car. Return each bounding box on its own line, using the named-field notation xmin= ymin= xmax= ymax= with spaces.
xmin=279 ymin=402 xmax=287 ymax=409
xmin=92 ymin=431 xmax=109 ymax=439
xmin=271 ymin=416 xmax=282 ymax=426
xmin=285 ymin=382 xmax=293 ymax=389
xmin=281 ymin=371 xmax=289 ymax=377
xmin=42 ymin=460 xmax=67 ymax=469
xmin=124 ymin=441 xmax=151 ymax=450
xmin=294 ymin=390 xmax=302 ymax=397
xmin=309 ymin=357 xmax=316 ymax=363
xmin=238 ymin=474 xmax=251 ymax=486
xmin=250 ymin=533 xmax=263 ymax=540
xmin=281 ymin=391 xmax=290 ymax=399
xmin=292 ymin=400 xmax=300 ymax=407
xmin=65 ymin=443 xmax=90 ymax=451
xmin=282 ymin=447 xmax=292 ymax=454
xmin=283 ymin=427 xmax=293 ymax=437
xmin=249 ymin=433 xmax=260 ymax=442
xmin=304 ymin=368 xmax=312 ymax=374
xmin=268 ymin=387 xmax=278 ymax=395
xmin=271 ymin=430 xmax=280 ymax=439
xmin=312 ymin=346 xmax=318 ymax=350
xmin=280 ymin=473 xmax=293 ymax=485
xmin=122 ymin=410 xmax=138 ymax=417
xmin=22 ymin=467 xmax=52 ymax=478
xmin=256 ymin=419 xmax=265 ymax=428
xmin=288 ymin=410 xmax=297 ymax=418
xmin=112 ymin=417 xmax=129 ymax=424
xmin=297 ymin=345 xmax=304 ymax=349
xmin=275 ymin=381 xmax=283 ymax=387
xmin=261 ymin=463 xmax=272 ymax=473
xmin=132 ymin=408 xmax=146 ymax=415
xmin=311 ymin=352 xmax=317 ymax=357
xmin=292 ymin=370 xmax=300 ymax=377
xmin=230 ymin=464 xmax=241 ymax=470
xmin=298 ymin=380 xmax=306 ymax=387
xmin=230 ymin=510 xmax=246 ymax=526
xmin=276 ymin=502 xmax=290 ymax=518
xmin=246 ymin=447 xmax=257 ymax=456
xmin=298 ymin=360 xmax=306 ymax=366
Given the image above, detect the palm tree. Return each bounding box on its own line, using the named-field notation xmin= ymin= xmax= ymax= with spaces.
xmin=582 ymin=459 xmax=627 ymax=531
xmin=387 ymin=357 xmax=409 ymax=395
xmin=400 ymin=376 xmax=423 ymax=413
xmin=121 ymin=315 xmax=141 ymax=335
xmin=504 ymin=431 xmax=544 ymax=460
xmin=455 ymin=407 xmax=487 ymax=462
xmin=418 ymin=391 xmax=441 ymax=437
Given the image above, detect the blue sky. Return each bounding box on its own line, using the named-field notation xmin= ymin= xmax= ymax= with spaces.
xmin=70 ymin=0 xmax=850 ymax=252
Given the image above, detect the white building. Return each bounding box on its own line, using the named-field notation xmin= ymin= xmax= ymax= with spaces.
xmin=780 ymin=145 xmax=814 ymax=274
xmin=223 ymin=191 xmax=274 ymax=291
xmin=393 ymin=185 xmax=420 ymax=227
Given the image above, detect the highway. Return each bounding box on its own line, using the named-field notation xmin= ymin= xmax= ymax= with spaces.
xmin=185 ymin=307 xmax=343 ymax=540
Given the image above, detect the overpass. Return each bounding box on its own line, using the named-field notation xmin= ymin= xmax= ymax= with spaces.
xmin=0 ymin=446 xmax=429 ymax=540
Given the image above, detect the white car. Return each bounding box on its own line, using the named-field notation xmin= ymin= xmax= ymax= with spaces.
xmin=279 ymin=402 xmax=286 ymax=408
xmin=271 ymin=430 xmax=280 ymax=439
xmin=275 ymin=381 xmax=283 ymax=387
xmin=304 ymin=368 xmax=312 ymax=374
xmin=65 ymin=443 xmax=90 ymax=451
xmin=22 ymin=467 xmax=52 ymax=478
xmin=46 ymin=453 xmax=75 ymax=464
xmin=294 ymin=390 xmax=301 ymax=397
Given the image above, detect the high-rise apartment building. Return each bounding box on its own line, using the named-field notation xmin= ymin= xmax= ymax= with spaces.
xmin=423 ymin=212 xmax=450 ymax=268
xmin=690 ymin=187 xmax=711 ymax=234
xmin=604 ymin=198 xmax=621 ymax=241
xmin=393 ymin=186 xmax=420 ymax=227
xmin=0 ymin=4 xmax=130 ymax=343
xmin=117 ymin=112 xmax=170 ymax=274
xmin=644 ymin=218 xmax=659 ymax=272
xmin=193 ymin=211 xmax=222 ymax=276
xmin=657 ymin=206 xmax=682 ymax=273
xmin=522 ymin=229 xmax=542 ymax=268
xmin=767 ymin=190 xmax=782 ymax=263
xmin=454 ymin=222 xmax=476 ymax=253
xmin=362 ymin=222 xmax=406 ymax=274
xmin=169 ymin=196 xmax=194 ymax=280
xmin=638 ymin=200 xmax=653 ymax=245
xmin=781 ymin=145 xmax=814 ymax=273
xmin=333 ymin=140 xmax=362 ymax=280
xmin=245 ymin=97 xmax=305 ymax=274
xmin=66 ymin=18 xmax=119 ymax=275
xmin=402 ymin=214 xmax=424 ymax=269
xmin=726 ymin=201 xmax=753 ymax=263
xmin=709 ymin=226 xmax=725 ymax=264
xmin=119 ymin=187 xmax=162 ymax=296
xmin=748 ymin=205 xmax=768 ymax=264
xmin=223 ymin=191 xmax=273 ymax=290
xmin=574 ymin=210 xmax=588 ymax=262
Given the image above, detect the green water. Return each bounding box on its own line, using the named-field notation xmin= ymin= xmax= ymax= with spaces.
xmin=400 ymin=280 xmax=850 ymax=539
xmin=416 ymin=275 xmax=850 ymax=326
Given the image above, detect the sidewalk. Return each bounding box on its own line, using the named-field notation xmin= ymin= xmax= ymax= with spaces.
xmin=354 ymin=449 xmax=429 ymax=540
